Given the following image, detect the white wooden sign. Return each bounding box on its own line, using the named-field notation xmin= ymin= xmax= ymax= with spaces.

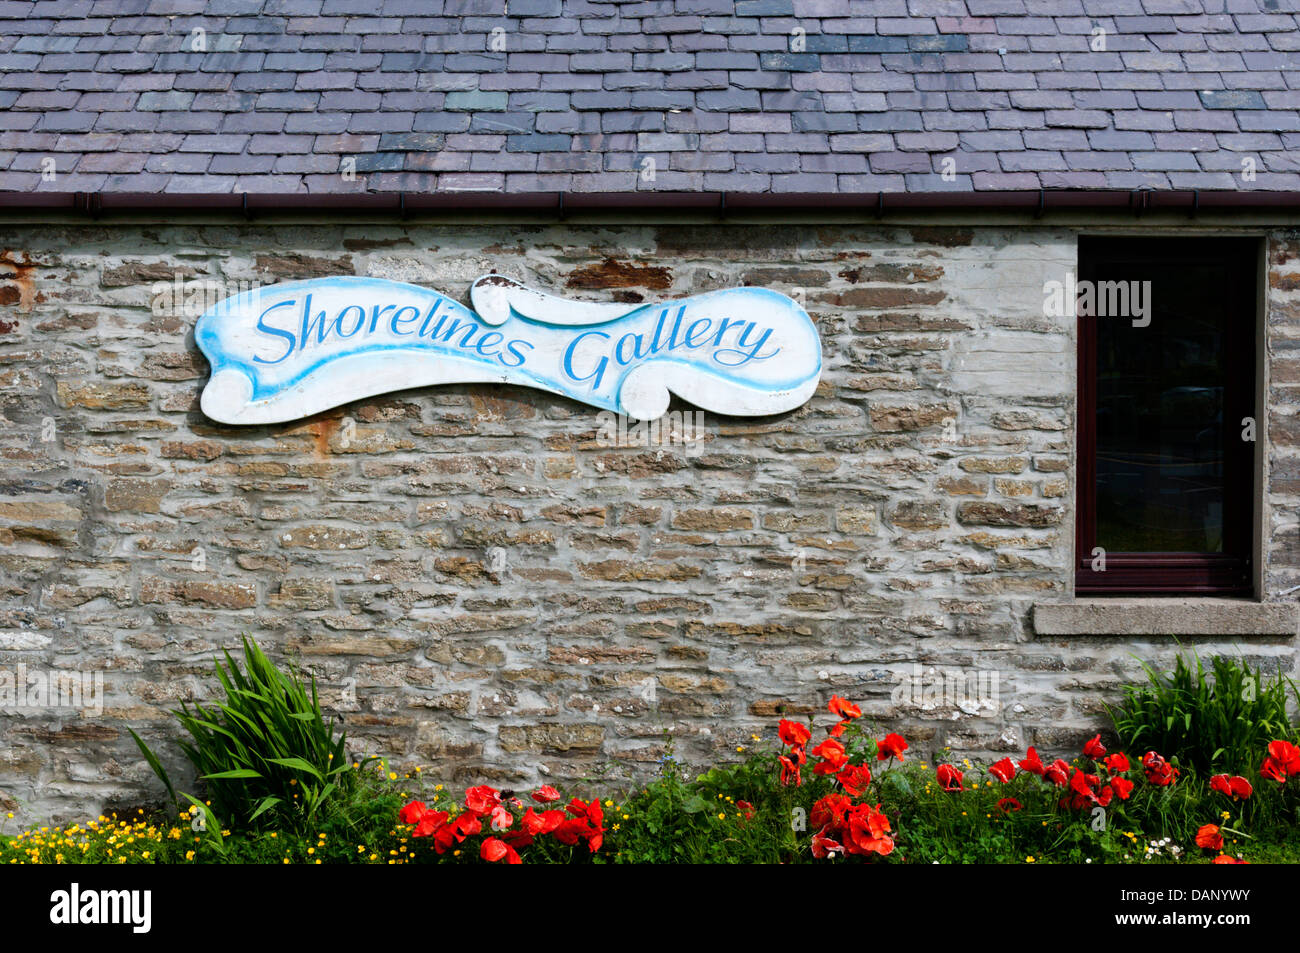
xmin=195 ymin=274 xmax=822 ymax=425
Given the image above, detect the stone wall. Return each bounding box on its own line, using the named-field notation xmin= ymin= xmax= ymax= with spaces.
xmin=0 ymin=220 xmax=1296 ymax=823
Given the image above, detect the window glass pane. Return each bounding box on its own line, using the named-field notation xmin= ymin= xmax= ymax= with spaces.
xmin=1093 ymin=258 xmax=1236 ymax=554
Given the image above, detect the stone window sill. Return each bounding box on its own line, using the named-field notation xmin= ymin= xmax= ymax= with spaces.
xmin=1032 ymin=598 xmax=1298 ymax=637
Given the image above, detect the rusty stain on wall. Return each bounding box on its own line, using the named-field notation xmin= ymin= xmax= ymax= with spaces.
xmin=0 ymin=249 xmax=42 ymax=323
xmin=565 ymin=258 xmax=673 ymax=291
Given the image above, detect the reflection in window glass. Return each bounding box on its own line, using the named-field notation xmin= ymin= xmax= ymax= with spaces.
xmin=1094 ymin=260 xmax=1234 ymax=554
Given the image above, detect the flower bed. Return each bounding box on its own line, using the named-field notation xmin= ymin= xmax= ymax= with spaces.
xmin=4 ymin=695 xmax=1299 ymax=865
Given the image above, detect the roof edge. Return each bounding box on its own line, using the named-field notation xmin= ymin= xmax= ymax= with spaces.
xmin=6 ymin=189 xmax=1300 ymax=218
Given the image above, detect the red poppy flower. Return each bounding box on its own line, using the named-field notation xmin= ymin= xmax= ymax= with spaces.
xmin=581 ymin=820 xmax=607 ymax=853
xmin=522 ymin=807 xmax=564 ymax=835
xmin=989 ymin=757 xmax=1017 ymax=783
xmin=936 ymin=763 xmax=964 ymax=792
xmin=432 ymin=826 xmax=456 ymax=853
xmin=828 ymin=721 xmax=848 ymax=738
xmin=811 ymin=829 xmax=844 ymax=859
xmin=1111 ymin=776 xmax=1134 ymax=800
xmin=464 ymin=785 xmax=502 ymax=815
xmin=1209 ymin=774 xmax=1253 ymax=800
xmin=432 ymin=811 xmax=480 ymax=854
xmin=779 ymin=754 xmax=803 ymax=787
xmin=1067 ymin=769 xmax=1112 ymax=809
xmin=996 ymin=797 xmax=1023 ymax=813
xmin=480 ymin=836 xmax=522 ymax=864
xmin=399 ymin=800 xmax=428 ymax=825
xmin=488 ymin=804 xmax=515 ymax=831
xmin=829 ymin=695 xmax=862 ymax=720
xmin=1267 ymin=740 xmax=1300 ymax=776
xmin=812 ymin=737 xmax=848 ymax=774
xmin=1212 ymin=855 xmax=1249 ymax=864
xmin=410 ymin=809 xmax=447 ymax=838
xmin=811 ymin=793 xmax=853 ymax=832
xmin=1104 ymin=752 xmax=1130 ymax=774
xmin=736 ymin=800 xmax=755 ymax=821
xmin=779 ymin=719 xmax=812 ymax=748
xmin=1195 ymin=824 xmax=1224 ymax=851
xmin=811 ymin=799 xmax=844 ymax=834
xmin=876 ymin=732 xmax=908 ymax=762
xmin=1142 ymin=751 xmax=1178 ymax=786
xmin=865 ymin=805 xmax=892 ymax=841
xmin=551 ymin=818 xmax=585 ymax=846
xmin=555 ymin=798 xmax=604 ymax=853
xmin=1083 ymin=734 xmax=1106 ymax=759
xmin=1043 ymin=759 xmax=1071 ymax=788
xmin=812 ymin=737 xmax=846 ymax=762
xmin=502 ymin=830 xmax=533 ymax=850
xmin=1068 ymin=768 xmax=1097 ymax=797
xmin=1261 ymin=756 xmax=1289 ymax=784
xmin=531 ymin=785 xmax=561 ymax=803
xmin=836 ymin=762 xmax=873 ymax=796
xmin=565 ymin=797 xmax=599 ymax=822
xmin=841 ymin=803 xmax=894 ymax=857
xmin=1018 ymin=746 xmax=1045 ymax=775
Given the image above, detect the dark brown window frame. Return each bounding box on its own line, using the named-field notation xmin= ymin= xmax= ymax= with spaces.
xmin=1075 ymin=236 xmax=1259 ymax=596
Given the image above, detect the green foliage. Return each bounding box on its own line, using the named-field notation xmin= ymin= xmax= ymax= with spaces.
xmin=11 ymin=656 xmax=1296 ymax=864
xmin=1107 ymin=652 xmax=1298 ymax=776
xmin=7 ymin=734 xmax=1300 ymax=865
xmin=131 ymin=635 xmax=362 ymax=835
xmin=608 ymin=741 xmax=802 ymax=864
xmin=0 ymin=766 xmax=417 ymax=865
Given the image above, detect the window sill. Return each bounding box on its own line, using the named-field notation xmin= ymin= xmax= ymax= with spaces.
xmin=1032 ymin=598 xmax=1298 ymax=637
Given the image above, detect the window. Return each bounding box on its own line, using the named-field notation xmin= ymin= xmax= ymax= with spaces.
xmin=1075 ymin=237 xmax=1259 ymax=595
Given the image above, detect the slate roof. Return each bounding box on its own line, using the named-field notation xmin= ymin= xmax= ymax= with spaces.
xmin=3 ymin=0 xmax=1300 ymax=195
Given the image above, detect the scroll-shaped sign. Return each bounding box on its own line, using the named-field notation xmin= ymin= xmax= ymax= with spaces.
xmin=195 ymin=275 xmax=822 ymax=425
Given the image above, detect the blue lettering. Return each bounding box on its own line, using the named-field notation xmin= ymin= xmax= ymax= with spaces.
xmin=425 ymin=313 xmax=479 ymax=348
xmin=667 ymin=306 xmax=686 ymax=348
xmin=711 ymin=318 xmax=743 ymax=347
xmin=563 ymin=330 xmax=611 ymax=390
xmin=390 ymin=305 xmax=422 ymax=336
xmin=417 ymin=301 xmax=443 ymax=336
xmin=500 ymin=339 xmax=533 ymax=368
xmin=300 ymin=293 xmax=330 ymax=349
xmin=715 ymin=322 xmax=779 ymax=366
xmin=684 ymin=318 xmax=713 ymax=348
xmin=614 ymin=332 xmax=647 ymax=365
xmin=368 ymin=304 xmax=395 ymax=334
xmin=333 ymin=304 xmax=366 ymax=338
xmin=253 ymin=299 xmax=297 ymax=365
xmin=474 ymin=331 xmax=504 ymax=357
xmin=648 ymin=308 xmax=670 ymax=354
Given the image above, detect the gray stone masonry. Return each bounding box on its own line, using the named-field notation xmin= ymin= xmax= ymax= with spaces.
xmin=0 ymin=221 xmax=1296 ymax=822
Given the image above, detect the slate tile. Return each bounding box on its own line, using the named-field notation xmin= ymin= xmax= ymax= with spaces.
xmin=1102 ymin=170 xmax=1171 ymax=187
xmin=136 ymin=90 xmax=195 ymax=110
xmin=1238 ymin=110 xmax=1300 ymax=132
xmin=36 ymin=110 xmax=98 ymax=132
xmin=6 ymin=3 xmax=1300 ymax=195
xmin=971 ymin=170 xmax=1041 ymax=188
xmin=228 ymin=111 xmax=294 ymax=133
xmin=1199 ymin=89 xmax=1266 ymax=109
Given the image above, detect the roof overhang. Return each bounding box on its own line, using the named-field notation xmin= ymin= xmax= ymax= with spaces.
xmin=6 ymin=190 xmax=1300 ymax=226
